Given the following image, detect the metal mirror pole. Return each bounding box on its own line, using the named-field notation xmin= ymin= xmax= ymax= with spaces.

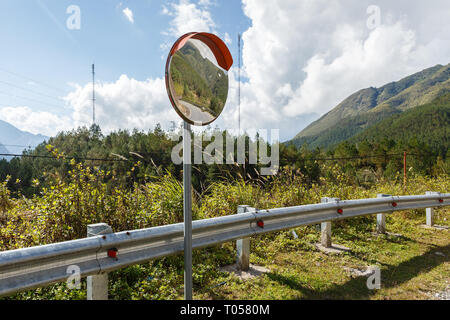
xmin=183 ymin=120 xmax=193 ymax=300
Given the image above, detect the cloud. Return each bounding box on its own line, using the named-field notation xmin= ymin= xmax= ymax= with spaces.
xmin=162 ymin=0 xmax=216 ymax=37
xmin=224 ymin=32 xmax=232 ymax=45
xmin=230 ymin=0 xmax=450 ymax=139
xmin=198 ymin=0 xmax=213 ymax=6
xmin=122 ymin=7 xmax=134 ymax=24
xmin=1 ymin=1 xmax=217 ymax=138
xmin=283 ymin=21 xmax=420 ymax=117
xmin=1 ymin=75 xmax=180 ymax=137
xmin=64 ymin=75 xmax=179 ymax=134
xmin=0 ymin=106 xmax=72 ymax=136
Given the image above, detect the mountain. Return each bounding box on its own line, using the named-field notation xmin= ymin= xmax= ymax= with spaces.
xmin=0 ymin=120 xmax=48 ymax=157
xmin=291 ymin=63 xmax=450 ymax=149
xmin=350 ymin=93 xmax=450 ymax=157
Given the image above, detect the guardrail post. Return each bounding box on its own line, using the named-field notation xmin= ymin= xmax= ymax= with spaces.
xmin=425 ymin=191 xmax=439 ymax=226
xmin=86 ymin=223 xmax=112 ymax=300
xmin=236 ymin=205 xmax=251 ymax=271
xmin=376 ymin=194 xmax=391 ymax=234
xmin=320 ymin=197 xmax=339 ymax=248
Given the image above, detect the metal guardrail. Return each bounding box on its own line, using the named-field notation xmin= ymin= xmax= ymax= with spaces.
xmin=0 ymin=192 xmax=448 ymax=297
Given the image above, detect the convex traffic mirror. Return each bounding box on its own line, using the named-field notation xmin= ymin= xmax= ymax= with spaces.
xmin=165 ymin=32 xmax=233 ymax=126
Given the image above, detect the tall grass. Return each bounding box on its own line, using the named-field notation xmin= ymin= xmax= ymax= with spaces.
xmin=0 ymin=160 xmax=448 ymax=251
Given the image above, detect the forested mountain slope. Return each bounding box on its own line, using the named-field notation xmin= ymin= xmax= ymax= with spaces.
xmin=291 ymin=63 xmax=450 ymax=149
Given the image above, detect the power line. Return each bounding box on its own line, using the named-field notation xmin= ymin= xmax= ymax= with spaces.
xmin=0 ymin=79 xmax=63 ymax=102
xmin=0 ymin=148 xmax=172 ymax=161
xmin=238 ymin=33 xmax=241 ymax=135
xmin=292 ymin=153 xmax=423 ymax=161
xmin=307 ymin=154 xmax=399 ymax=161
xmin=0 ymin=67 xmax=66 ymax=93
xmin=0 ymin=153 xmax=128 ymax=162
xmin=0 ymin=152 xmax=423 ymax=163
xmin=0 ymin=89 xmax=64 ymax=110
xmin=0 ymin=144 xmax=42 ymax=149
xmin=92 ymin=64 xmax=96 ymax=125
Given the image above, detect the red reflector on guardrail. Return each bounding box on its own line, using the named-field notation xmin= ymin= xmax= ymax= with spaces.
xmin=337 ymin=208 xmax=343 ymax=214
xmin=439 ymin=199 xmax=444 ymax=203
xmin=256 ymin=220 xmax=264 ymax=228
xmin=107 ymin=248 xmax=118 ymax=258
xmin=392 ymin=202 xmax=397 ymax=207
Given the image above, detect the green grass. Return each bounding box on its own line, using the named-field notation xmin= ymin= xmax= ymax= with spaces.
xmin=7 ymin=206 xmax=448 ymax=300
xmin=196 ymin=207 xmax=449 ymax=300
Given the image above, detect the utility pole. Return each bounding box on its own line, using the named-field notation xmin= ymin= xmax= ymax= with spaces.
xmin=238 ymin=33 xmax=241 ymax=136
xmin=403 ymin=151 xmax=407 ymax=187
xmin=92 ymin=64 xmax=96 ymax=125
xmin=238 ymin=33 xmax=246 ymax=178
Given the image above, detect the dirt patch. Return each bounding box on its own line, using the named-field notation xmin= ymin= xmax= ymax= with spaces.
xmin=427 ymin=281 xmax=450 ymax=300
xmin=343 ymin=266 xmax=377 ymax=278
xmin=315 ymin=243 xmax=351 ymax=254
xmin=219 ymin=264 xmax=270 ymax=280
xmin=420 ymin=225 xmax=449 ymax=231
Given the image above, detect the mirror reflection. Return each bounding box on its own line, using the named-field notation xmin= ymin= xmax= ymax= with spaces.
xmin=168 ymin=38 xmax=229 ymax=125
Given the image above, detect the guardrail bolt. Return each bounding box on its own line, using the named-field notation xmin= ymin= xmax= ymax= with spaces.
xmin=87 ymin=223 xmax=112 ymax=300
xmin=376 ymin=194 xmax=391 ymax=234
xmin=236 ymin=205 xmax=252 ymax=271
xmin=425 ymin=191 xmax=440 ymax=226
